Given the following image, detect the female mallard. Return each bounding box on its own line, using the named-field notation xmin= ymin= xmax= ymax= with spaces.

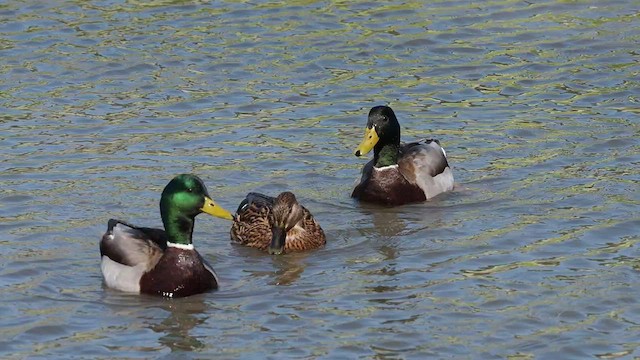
xmin=230 ymin=191 xmax=326 ymax=255
xmin=352 ymin=105 xmax=454 ymax=205
xmin=99 ymin=174 xmax=233 ymax=298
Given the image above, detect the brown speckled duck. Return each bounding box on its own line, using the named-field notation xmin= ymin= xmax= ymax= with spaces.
xmin=99 ymin=174 xmax=233 ymax=298
xmin=230 ymin=191 xmax=326 ymax=255
xmin=352 ymin=105 xmax=454 ymax=205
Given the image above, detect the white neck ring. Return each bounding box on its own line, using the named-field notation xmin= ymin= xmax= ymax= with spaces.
xmin=167 ymin=242 xmax=194 ymax=250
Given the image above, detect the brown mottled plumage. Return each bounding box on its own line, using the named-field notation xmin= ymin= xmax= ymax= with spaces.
xmin=230 ymin=192 xmax=326 ymax=255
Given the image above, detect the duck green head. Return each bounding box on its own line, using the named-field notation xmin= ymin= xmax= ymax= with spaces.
xmin=160 ymin=174 xmax=233 ymax=245
xmin=354 ymin=106 xmax=401 ymax=166
xmin=268 ymin=191 xmax=304 ymax=255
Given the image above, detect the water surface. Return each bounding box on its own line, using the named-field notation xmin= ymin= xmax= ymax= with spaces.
xmin=1 ymin=1 xmax=639 ymax=359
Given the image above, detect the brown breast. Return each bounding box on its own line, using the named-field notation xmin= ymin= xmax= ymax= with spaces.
xmin=139 ymin=248 xmax=218 ymax=298
xmin=352 ymin=166 xmax=426 ymax=206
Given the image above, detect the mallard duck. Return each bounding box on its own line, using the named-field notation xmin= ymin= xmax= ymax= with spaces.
xmin=352 ymin=105 xmax=454 ymax=205
xmin=99 ymin=174 xmax=233 ymax=298
xmin=230 ymin=191 xmax=326 ymax=255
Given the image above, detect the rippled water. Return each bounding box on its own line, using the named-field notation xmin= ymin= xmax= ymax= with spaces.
xmin=1 ymin=0 xmax=639 ymax=358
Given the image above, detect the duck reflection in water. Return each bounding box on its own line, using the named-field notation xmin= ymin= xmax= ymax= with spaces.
xmin=355 ymin=202 xmax=407 ymax=238
xmin=149 ymin=297 xmax=208 ymax=352
xmin=269 ymin=252 xmax=311 ymax=286
xmin=237 ymin=247 xmax=310 ymax=286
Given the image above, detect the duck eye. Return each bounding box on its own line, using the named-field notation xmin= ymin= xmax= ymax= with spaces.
xmin=186 ymin=188 xmax=193 ymax=193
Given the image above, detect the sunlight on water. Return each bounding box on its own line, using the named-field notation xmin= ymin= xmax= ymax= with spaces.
xmin=0 ymin=0 xmax=639 ymax=358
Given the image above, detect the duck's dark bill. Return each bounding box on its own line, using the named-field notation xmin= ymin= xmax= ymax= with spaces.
xmin=269 ymin=226 xmax=286 ymax=255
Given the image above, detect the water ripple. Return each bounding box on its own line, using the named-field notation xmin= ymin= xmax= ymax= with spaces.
xmin=1 ymin=0 xmax=639 ymax=358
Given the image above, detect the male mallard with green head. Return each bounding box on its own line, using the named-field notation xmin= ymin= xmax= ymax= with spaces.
xmin=352 ymin=105 xmax=454 ymax=205
xmin=230 ymin=192 xmax=326 ymax=255
xmin=100 ymin=174 xmax=233 ymax=298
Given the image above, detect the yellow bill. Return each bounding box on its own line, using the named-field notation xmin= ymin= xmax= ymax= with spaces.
xmin=354 ymin=126 xmax=379 ymax=157
xmin=201 ymin=196 xmax=234 ymax=220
